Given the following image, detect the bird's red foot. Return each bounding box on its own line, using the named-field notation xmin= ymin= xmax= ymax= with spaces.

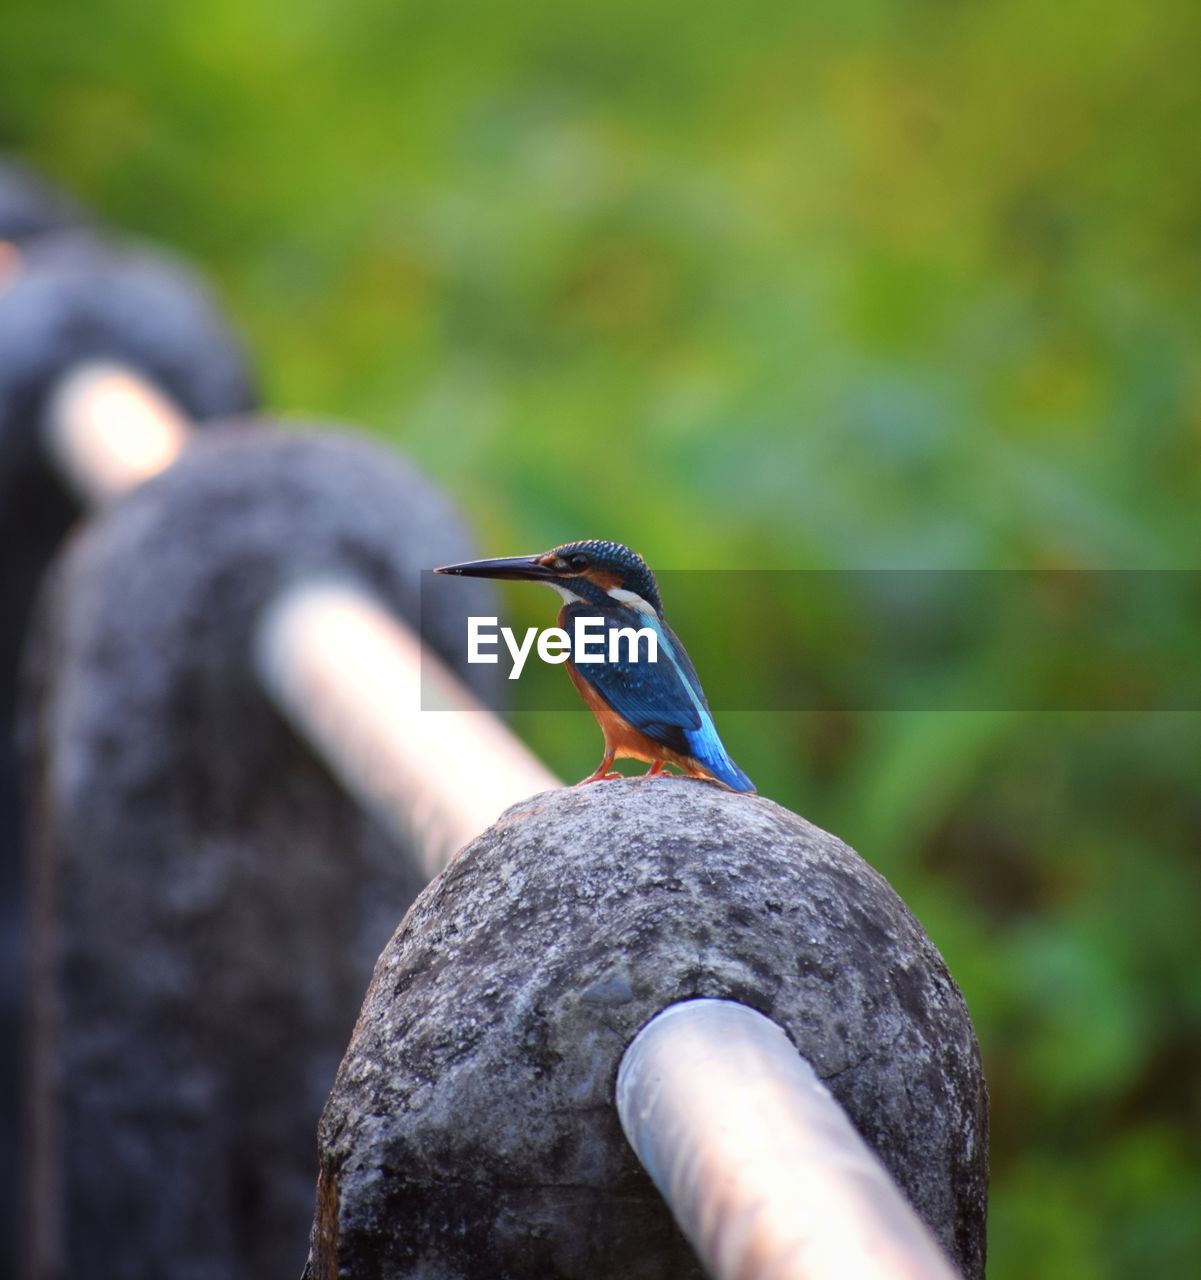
xmin=578 ymin=752 xmax=622 ymax=783
xmin=644 ymin=761 xmax=667 ymax=778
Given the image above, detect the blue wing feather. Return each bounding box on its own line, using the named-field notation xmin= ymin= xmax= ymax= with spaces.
xmin=562 ymin=604 xmax=755 ymax=792
xmin=562 ymin=604 xmax=699 ymax=750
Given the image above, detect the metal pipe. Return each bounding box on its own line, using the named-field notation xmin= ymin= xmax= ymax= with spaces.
xmin=45 ymin=360 xmax=191 ymax=504
xmin=254 ymin=580 xmax=557 ymax=875
xmin=616 ymin=999 xmax=961 ymax=1280
xmin=40 ymin=360 xmax=559 ymax=871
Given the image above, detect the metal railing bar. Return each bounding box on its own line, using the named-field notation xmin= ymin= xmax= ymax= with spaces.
xmin=617 ymin=999 xmax=961 ymax=1280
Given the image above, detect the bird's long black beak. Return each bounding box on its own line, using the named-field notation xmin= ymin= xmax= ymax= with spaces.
xmin=433 ymin=554 xmax=556 ymax=582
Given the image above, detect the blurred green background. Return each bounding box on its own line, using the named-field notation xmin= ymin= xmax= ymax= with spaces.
xmin=3 ymin=1 xmax=1199 ymax=1274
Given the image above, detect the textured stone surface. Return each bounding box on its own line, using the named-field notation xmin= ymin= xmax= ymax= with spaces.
xmin=311 ymin=779 xmax=989 ymax=1280
xmin=0 ymin=231 xmax=255 ymax=1269
xmin=23 ymin=426 xmax=499 ymax=1279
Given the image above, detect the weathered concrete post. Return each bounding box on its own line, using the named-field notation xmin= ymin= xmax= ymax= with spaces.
xmin=0 ymin=230 xmax=255 ymax=1268
xmin=308 ymin=779 xmax=989 ymax=1280
xmin=22 ymin=426 xmax=498 ymax=1279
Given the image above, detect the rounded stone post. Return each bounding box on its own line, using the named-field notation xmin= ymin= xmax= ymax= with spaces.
xmin=22 ymin=425 xmax=499 ymax=1279
xmin=308 ymin=779 xmax=988 ymax=1280
xmin=0 ymin=232 xmax=255 ymax=1269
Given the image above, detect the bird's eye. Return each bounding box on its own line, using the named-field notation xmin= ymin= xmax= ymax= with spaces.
xmin=567 ymin=553 xmax=589 ymax=571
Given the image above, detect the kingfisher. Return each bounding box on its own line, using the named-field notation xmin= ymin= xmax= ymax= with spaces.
xmin=435 ymin=539 xmax=755 ymax=792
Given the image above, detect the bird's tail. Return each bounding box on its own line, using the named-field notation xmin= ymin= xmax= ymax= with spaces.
xmin=705 ymin=754 xmax=756 ymax=794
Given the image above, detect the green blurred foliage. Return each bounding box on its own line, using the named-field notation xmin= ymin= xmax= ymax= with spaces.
xmin=3 ymin=1 xmax=1200 ymax=1273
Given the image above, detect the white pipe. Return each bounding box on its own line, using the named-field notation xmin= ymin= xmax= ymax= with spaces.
xmin=44 ymin=361 xmax=191 ymax=504
xmin=254 ymin=580 xmax=557 ymax=875
xmin=616 ymin=1000 xmax=961 ymax=1280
